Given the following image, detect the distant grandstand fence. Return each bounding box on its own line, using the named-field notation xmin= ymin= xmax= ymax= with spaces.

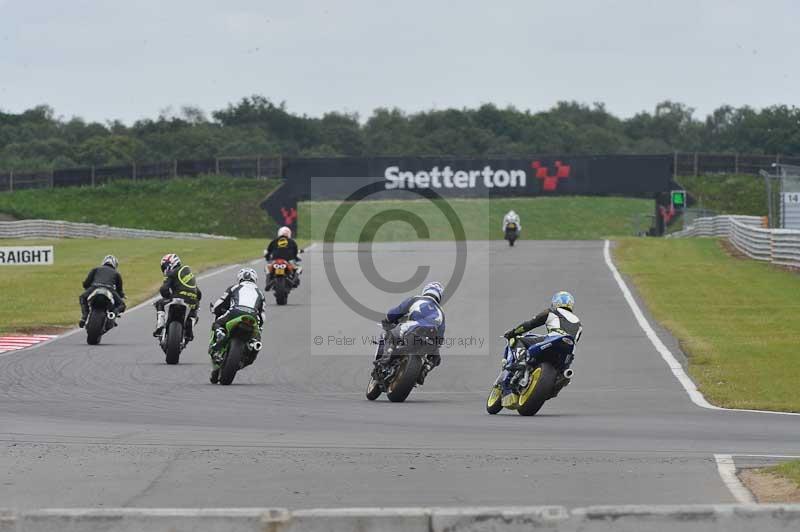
xmin=0 ymin=156 xmax=283 ymax=192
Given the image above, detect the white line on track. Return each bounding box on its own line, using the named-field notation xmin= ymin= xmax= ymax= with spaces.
xmin=603 ymin=239 xmax=800 ymax=417
xmin=713 ymin=454 xmax=756 ymax=504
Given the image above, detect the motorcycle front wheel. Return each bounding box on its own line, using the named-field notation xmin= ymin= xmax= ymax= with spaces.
xmin=165 ymin=321 xmax=183 ymax=365
xmin=486 ymin=385 xmax=503 ymax=414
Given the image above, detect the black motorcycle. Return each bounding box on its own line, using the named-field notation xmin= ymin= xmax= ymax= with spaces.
xmin=504 ymin=222 xmax=519 ymax=247
xmin=84 ymin=287 xmax=118 ymax=345
xmin=366 ymin=324 xmax=439 ymax=402
xmin=158 ymin=298 xmax=194 ymax=364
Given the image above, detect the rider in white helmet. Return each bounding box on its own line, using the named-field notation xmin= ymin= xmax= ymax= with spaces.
xmin=502 ymin=210 xmax=521 ymax=234
xmin=207 ymin=268 xmax=267 ymax=383
xmin=264 ymin=226 xmax=302 ymax=288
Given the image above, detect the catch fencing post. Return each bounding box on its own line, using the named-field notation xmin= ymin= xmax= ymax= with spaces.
xmin=132 ymin=161 xmax=137 ymax=181
xmin=50 ymin=169 xmax=54 ymax=188
xmin=256 ymin=156 xmax=261 ymax=178
xmin=693 ymin=152 xmax=699 ymax=176
xmin=91 ymin=165 xmax=96 ymax=187
xmin=173 ymin=159 xmax=178 ymax=178
xmin=215 ymin=157 xmax=220 ymax=175
xmin=673 ymin=152 xmax=678 ymax=180
xmin=9 ymin=170 xmax=13 ymax=192
xmin=734 ymin=153 xmax=739 ymax=174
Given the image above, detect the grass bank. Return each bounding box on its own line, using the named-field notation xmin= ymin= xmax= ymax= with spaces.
xmin=679 ymin=174 xmax=766 ymax=216
xmin=614 ymin=238 xmax=800 ymax=412
xmin=767 ymin=461 xmax=800 ymax=488
xmin=0 ymin=175 xmax=281 ymax=238
xmin=0 ymin=238 xmax=266 ymax=334
xmin=300 ymin=196 xmax=652 ymax=241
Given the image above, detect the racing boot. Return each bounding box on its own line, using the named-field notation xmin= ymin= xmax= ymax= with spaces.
xmin=501 ymin=389 xmax=519 ymax=409
xmin=78 ymin=299 xmax=89 ymax=328
xmin=152 ymin=311 xmax=166 ymax=338
xmin=208 ymin=328 xmax=226 ymax=383
xmin=184 ymin=316 xmax=196 ymax=342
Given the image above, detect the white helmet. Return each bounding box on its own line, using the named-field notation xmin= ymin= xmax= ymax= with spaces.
xmin=421 ymin=281 xmax=444 ymax=303
xmin=277 ymin=226 xmax=292 ymax=238
xmin=102 ymin=255 xmax=118 ymax=269
xmin=237 ymin=267 xmax=258 ymax=284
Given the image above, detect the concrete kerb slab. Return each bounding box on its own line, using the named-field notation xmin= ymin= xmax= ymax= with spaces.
xmin=17 ymin=508 xmax=289 ymax=532
xmin=430 ymin=506 xmax=569 ymax=532
xmin=288 ymin=507 xmax=430 ymax=532
xmin=5 ymin=505 xmax=800 ymax=532
xmin=573 ymin=504 xmax=800 ymax=532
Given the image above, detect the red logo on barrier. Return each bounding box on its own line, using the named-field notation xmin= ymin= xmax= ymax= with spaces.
xmin=532 ymin=160 xmax=571 ymax=192
xmin=280 ymin=207 xmax=298 ymax=226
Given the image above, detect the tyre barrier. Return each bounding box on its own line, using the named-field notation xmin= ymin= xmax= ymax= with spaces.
xmin=3 ymin=505 xmax=800 ymax=531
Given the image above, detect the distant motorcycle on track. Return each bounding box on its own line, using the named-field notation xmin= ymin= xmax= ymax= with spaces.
xmin=486 ymin=333 xmax=575 ymax=416
xmin=504 ymin=222 xmax=519 ymax=246
xmin=265 ymin=258 xmax=300 ymax=306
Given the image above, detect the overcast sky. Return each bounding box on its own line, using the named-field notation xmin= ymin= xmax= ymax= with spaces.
xmin=0 ymin=0 xmax=797 ymax=124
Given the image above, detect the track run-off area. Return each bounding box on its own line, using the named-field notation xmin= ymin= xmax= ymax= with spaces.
xmin=1 ymin=240 xmax=798 ymax=509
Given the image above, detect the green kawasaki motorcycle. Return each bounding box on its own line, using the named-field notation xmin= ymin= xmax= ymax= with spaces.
xmin=214 ymin=313 xmax=262 ymax=385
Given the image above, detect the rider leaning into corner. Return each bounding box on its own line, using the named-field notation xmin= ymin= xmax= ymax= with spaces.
xmin=152 ymin=253 xmax=202 ymax=341
xmin=78 ymin=255 xmax=126 ymax=327
xmin=264 ymin=226 xmax=302 ymax=288
xmin=502 ymin=209 xmax=521 ymax=234
xmin=207 ymin=267 xmax=267 ymax=384
xmin=375 ymin=281 xmax=446 ymax=385
xmin=500 ymin=291 xmax=582 ymax=407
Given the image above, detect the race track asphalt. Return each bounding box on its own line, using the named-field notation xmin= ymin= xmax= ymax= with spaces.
xmin=1 ymin=240 xmax=798 ymax=509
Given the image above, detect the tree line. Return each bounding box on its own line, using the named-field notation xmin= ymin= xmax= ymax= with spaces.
xmin=2 ymin=96 xmax=799 ymax=171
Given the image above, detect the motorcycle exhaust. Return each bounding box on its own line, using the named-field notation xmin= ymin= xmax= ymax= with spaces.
xmin=249 ymin=340 xmax=263 ymax=352
xmin=106 ymin=311 xmax=116 ymax=321
xmin=563 ymin=368 xmax=574 ymax=379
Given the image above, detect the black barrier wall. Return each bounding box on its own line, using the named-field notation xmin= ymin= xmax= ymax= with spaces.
xmin=261 ymin=155 xmax=675 ymax=234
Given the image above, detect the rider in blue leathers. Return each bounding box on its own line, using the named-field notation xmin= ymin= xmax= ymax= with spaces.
xmin=375 ymin=282 xmax=445 ymax=385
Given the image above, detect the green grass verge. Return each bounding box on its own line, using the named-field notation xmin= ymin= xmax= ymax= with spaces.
xmin=0 ymin=175 xmax=281 ymax=238
xmin=0 ymin=238 xmax=267 ymax=334
xmin=766 ymin=460 xmax=800 ymax=487
xmin=614 ymin=238 xmax=800 ymax=412
xmin=300 ymin=196 xmax=653 ymax=241
xmin=679 ymin=174 xmax=767 ymax=215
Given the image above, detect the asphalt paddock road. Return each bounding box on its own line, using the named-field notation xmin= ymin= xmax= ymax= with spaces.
xmin=1 ymin=240 xmax=799 ymax=509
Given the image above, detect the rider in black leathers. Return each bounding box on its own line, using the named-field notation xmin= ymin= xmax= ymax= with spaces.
xmin=264 ymin=226 xmax=301 ymax=287
xmin=78 ymin=255 xmax=126 ymax=327
xmin=152 ymin=253 xmax=202 ymax=341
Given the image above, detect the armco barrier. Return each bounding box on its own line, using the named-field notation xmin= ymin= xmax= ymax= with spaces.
xmin=672 ymin=215 xmax=800 ymax=268
xmin=0 ymin=220 xmax=234 ymax=240
xmin=2 ymin=505 xmax=800 ymax=531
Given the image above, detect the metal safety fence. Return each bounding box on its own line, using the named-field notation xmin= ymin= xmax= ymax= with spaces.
xmin=671 ymin=215 xmax=800 ymax=268
xmin=0 ymin=156 xmax=283 ymax=192
xmin=0 ymin=220 xmax=234 ymax=240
